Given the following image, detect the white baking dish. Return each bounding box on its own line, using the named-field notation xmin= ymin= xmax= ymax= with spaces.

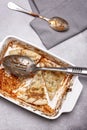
xmin=0 ymin=35 xmax=83 ymax=119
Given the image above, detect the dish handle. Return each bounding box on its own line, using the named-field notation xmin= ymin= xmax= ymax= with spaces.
xmin=60 ymin=76 xmax=83 ymax=114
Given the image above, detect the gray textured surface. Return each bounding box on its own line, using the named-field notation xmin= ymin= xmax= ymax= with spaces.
xmin=0 ymin=0 xmax=87 ymax=130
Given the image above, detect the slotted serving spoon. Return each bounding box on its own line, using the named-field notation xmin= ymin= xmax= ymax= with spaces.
xmin=8 ymin=2 xmax=69 ymax=32
xmin=2 ymin=55 xmax=87 ymax=77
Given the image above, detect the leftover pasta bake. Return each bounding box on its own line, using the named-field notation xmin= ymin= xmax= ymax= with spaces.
xmin=0 ymin=40 xmax=73 ymax=117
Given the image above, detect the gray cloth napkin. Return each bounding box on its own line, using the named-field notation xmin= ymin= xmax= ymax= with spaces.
xmin=28 ymin=0 xmax=87 ymax=49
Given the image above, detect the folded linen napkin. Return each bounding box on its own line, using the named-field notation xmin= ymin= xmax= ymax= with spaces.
xmin=28 ymin=0 xmax=87 ymax=49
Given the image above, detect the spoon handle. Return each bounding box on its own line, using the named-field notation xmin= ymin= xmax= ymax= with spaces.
xmin=37 ymin=66 xmax=87 ymax=76
xmin=8 ymin=2 xmax=39 ymax=17
xmin=8 ymin=2 xmax=49 ymax=21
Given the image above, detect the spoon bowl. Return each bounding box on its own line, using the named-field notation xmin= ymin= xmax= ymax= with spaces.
xmin=49 ymin=17 xmax=69 ymax=31
xmin=2 ymin=55 xmax=35 ymax=77
xmin=8 ymin=2 xmax=69 ymax=32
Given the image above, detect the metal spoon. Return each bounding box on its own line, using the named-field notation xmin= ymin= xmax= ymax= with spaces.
xmin=2 ymin=55 xmax=87 ymax=77
xmin=8 ymin=2 xmax=69 ymax=32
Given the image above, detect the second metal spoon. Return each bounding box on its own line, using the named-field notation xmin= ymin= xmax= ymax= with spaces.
xmin=2 ymin=55 xmax=87 ymax=77
xmin=8 ymin=2 xmax=69 ymax=32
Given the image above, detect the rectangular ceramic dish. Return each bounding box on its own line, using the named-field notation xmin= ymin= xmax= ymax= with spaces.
xmin=0 ymin=36 xmax=83 ymax=119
